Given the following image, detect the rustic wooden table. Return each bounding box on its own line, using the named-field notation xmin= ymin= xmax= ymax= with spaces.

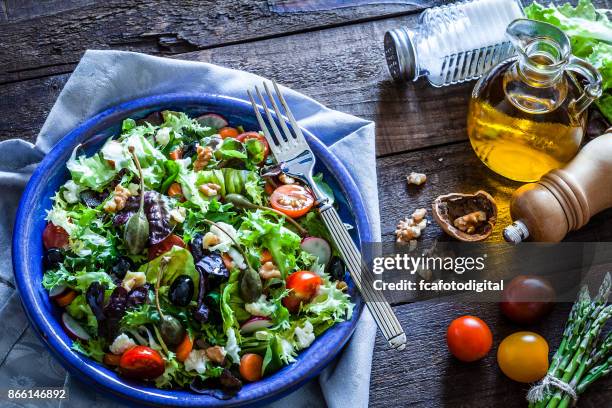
xmin=1 ymin=1 xmax=611 ymax=406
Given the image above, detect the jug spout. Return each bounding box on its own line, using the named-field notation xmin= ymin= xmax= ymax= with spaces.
xmin=506 ymin=18 xmax=602 ymax=114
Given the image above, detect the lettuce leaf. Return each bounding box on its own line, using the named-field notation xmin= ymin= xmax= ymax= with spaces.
xmin=72 ymin=338 xmax=106 ymax=363
xmin=238 ymin=210 xmax=302 ymax=276
xmin=67 ymin=147 xmax=117 ymax=191
xmin=140 ymin=246 xmax=199 ymax=295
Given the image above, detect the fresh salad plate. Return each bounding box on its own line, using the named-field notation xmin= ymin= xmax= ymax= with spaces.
xmin=12 ymin=93 xmax=371 ymax=407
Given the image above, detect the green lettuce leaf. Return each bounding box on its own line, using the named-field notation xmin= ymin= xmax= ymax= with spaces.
xmin=67 ymin=147 xmax=117 ymax=190
xmin=72 ymin=338 xmax=106 ymax=363
xmin=238 ymin=210 xmax=302 ymax=276
xmin=140 ymin=246 xmax=200 ymax=296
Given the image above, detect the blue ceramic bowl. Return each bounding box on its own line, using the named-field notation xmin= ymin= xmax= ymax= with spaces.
xmin=13 ymin=94 xmax=371 ymax=407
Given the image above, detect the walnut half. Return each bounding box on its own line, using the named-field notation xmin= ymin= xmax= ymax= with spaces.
xmin=432 ymin=191 xmax=497 ymax=242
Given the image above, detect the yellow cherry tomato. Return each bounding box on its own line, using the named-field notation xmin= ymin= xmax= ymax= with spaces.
xmin=497 ymin=331 xmax=549 ymax=383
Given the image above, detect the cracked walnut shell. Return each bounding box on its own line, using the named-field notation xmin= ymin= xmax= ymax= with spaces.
xmin=432 ymin=191 xmax=497 ymax=242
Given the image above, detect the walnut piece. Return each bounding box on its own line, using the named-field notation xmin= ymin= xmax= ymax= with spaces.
xmin=202 ymin=232 xmax=221 ymax=249
xmin=453 ymin=210 xmax=487 ymax=234
xmin=193 ymin=146 xmax=213 ymax=171
xmin=104 ymin=185 xmax=132 ymax=213
xmin=407 ymin=172 xmax=427 ymax=186
xmin=412 ymin=208 xmax=427 ymax=222
xmin=199 ymin=182 xmax=221 ymax=197
xmin=205 ymin=346 xmax=226 ymax=365
xmin=259 ymin=261 xmax=281 ymax=280
xmin=396 ymin=208 xmax=428 ymax=243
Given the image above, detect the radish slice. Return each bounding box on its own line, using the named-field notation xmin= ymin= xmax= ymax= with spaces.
xmin=301 ymin=237 xmax=331 ymax=265
xmin=240 ymin=316 xmax=272 ymax=334
xmin=196 ymin=113 xmax=229 ymax=129
xmin=49 ymin=284 xmax=69 ymax=300
xmin=61 ymin=312 xmax=91 ymax=341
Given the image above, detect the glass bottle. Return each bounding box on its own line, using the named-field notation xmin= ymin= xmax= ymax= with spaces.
xmin=467 ymin=19 xmax=602 ymax=182
xmin=384 ymin=0 xmax=524 ymax=86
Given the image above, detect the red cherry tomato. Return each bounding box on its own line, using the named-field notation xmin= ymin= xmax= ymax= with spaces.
xmin=500 ymin=276 xmax=555 ymax=324
xmin=283 ymin=271 xmax=322 ymax=313
xmin=119 ymin=346 xmax=165 ymax=380
xmin=270 ymin=185 xmax=314 ymax=219
xmin=43 ymin=222 xmax=69 ymax=250
xmin=237 ymin=132 xmax=270 ymax=158
xmin=447 ymin=315 xmax=493 ymax=362
xmin=148 ymin=234 xmax=186 ymax=260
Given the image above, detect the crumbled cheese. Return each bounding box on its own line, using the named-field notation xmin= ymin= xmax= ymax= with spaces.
xmin=294 ymin=321 xmax=315 ymax=350
xmin=109 ymin=333 xmax=136 ymax=355
xmin=184 ymin=349 xmax=208 ymax=374
xmin=245 ymin=295 xmax=277 ymax=317
xmin=279 ymin=338 xmax=296 ymax=364
xmin=62 ymin=180 xmax=82 ymax=204
xmin=122 ymin=271 xmax=146 ymax=291
xmin=127 ymin=182 xmax=140 ymax=196
xmin=155 ymin=127 xmax=171 ymax=146
xmin=225 ymin=328 xmax=241 ymax=364
xmin=227 ymin=247 xmax=246 ymax=270
xmin=205 ymin=222 xmax=239 ymax=253
xmin=169 ymin=207 xmax=186 ymax=224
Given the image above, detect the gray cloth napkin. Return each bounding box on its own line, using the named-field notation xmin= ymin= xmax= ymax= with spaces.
xmin=0 ymin=50 xmax=379 ymax=408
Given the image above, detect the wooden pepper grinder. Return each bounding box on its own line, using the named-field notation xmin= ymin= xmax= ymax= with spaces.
xmin=504 ymin=129 xmax=612 ymax=243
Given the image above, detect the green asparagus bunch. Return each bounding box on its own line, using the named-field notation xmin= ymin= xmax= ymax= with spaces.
xmin=528 ymin=273 xmax=611 ymax=408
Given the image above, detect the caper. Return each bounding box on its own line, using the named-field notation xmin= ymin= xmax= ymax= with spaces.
xmin=240 ymin=267 xmax=262 ymax=303
xmin=160 ymin=315 xmax=185 ymax=347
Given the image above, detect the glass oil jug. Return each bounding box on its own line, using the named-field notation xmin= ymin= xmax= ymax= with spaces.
xmin=467 ymin=19 xmax=602 ymax=182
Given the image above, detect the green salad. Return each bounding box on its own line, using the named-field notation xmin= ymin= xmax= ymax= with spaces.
xmin=41 ymin=110 xmax=352 ymax=396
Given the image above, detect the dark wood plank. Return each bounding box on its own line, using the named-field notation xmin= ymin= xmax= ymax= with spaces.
xmin=0 ymin=0 xmax=441 ymax=83
xmin=370 ymin=300 xmax=612 ymax=407
xmin=376 ymin=141 xmax=612 ymax=244
xmin=0 ymin=12 xmax=473 ymax=156
xmin=4 ymin=0 xmax=98 ymax=22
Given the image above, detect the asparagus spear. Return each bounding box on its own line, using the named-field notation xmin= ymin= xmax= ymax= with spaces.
xmin=529 ymin=273 xmax=611 ymax=408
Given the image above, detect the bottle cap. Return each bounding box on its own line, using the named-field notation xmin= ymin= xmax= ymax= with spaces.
xmin=384 ymin=27 xmax=417 ymax=82
xmin=503 ymin=220 xmax=530 ymax=244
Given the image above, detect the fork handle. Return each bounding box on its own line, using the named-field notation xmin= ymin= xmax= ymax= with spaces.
xmin=318 ymin=204 xmax=407 ymax=351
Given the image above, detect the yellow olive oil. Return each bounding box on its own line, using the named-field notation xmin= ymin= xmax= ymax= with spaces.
xmin=467 ymin=59 xmax=585 ymax=182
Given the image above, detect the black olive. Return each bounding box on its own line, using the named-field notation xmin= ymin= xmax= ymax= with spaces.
xmin=193 ymin=303 xmax=209 ymax=323
xmin=327 ymin=256 xmax=346 ymax=281
xmin=80 ymin=190 xmax=104 ymax=208
xmin=43 ymin=248 xmax=64 ymax=270
xmin=127 ymin=286 xmax=149 ymax=308
xmin=111 ymin=257 xmax=134 ymax=280
xmin=169 ymin=275 xmax=194 ymax=307
xmin=160 ymin=315 xmax=185 ymax=346
xmin=182 ymin=142 xmax=198 ymax=161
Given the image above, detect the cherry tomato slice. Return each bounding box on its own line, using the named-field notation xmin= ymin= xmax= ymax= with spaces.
xmin=220 ymin=127 xmax=240 ymax=139
xmin=446 ymin=315 xmax=493 ymax=362
xmin=148 ymin=234 xmax=186 ymax=260
xmin=119 ymin=346 xmax=165 ymax=380
xmin=497 ymin=331 xmax=549 ymax=383
xmin=237 ymin=132 xmax=270 ymax=158
xmin=270 ymin=185 xmax=314 ymax=218
xmin=43 ymin=222 xmax=69 ymax=250
xmin=283 ymin=271 xmax=322 ymax=313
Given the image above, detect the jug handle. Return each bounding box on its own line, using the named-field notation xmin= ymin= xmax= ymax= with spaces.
xmin=567 ymin=55 xmax=603 ymax=117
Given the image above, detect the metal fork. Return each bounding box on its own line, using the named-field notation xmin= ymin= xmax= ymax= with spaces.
xmin=248 ymin=80 xmax=407 ymax=351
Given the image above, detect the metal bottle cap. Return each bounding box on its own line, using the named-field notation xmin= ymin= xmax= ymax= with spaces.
xmin=384 ymin=27 xmax=417 ymax=82
xmin=503 ymin=220 xmax=530 ymax=244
